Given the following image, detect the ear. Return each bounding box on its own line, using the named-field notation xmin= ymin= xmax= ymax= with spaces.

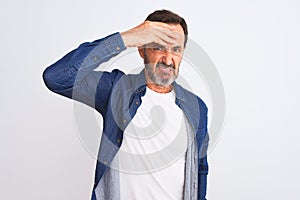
xmin=138 ymin=47 xmax=145 ymax=59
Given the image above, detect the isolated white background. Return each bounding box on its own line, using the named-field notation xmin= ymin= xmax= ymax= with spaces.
xmin=1 ymin=0 xmax=299 ymax=199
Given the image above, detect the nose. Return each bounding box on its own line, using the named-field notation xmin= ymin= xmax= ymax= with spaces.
xmin=162 ymin=50 xmax=174 ymax=66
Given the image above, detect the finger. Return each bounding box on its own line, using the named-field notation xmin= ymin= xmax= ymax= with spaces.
xmin=151 ymin=29 xmax=178 ymax=45
xmin=155 ymin=28 xmax=185 ymax=46
xmin=145 ymin=21 xmax=176 ymax=30
xmin=156 ymin=28 xmax=182 ymax=39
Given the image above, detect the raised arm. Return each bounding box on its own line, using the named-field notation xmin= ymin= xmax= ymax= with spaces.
xmin=42 ymin=22 xmax=181 ymax=112
xmin=43 ymin=33 xmax=126 ymax=111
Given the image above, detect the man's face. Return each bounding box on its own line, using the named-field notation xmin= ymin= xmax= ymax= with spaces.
xmin=139 ymin=24 xmax=185 ymax=87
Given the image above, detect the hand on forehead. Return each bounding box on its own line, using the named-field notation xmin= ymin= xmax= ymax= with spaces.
xmin=146 ymin=21 xmax=185 ymax=43
xmin=121 ymin=20 xmax=185 ymax=48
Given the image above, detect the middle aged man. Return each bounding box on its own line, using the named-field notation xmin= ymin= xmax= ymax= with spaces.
xmin=43 ymin=9 xmax=209 ymax=200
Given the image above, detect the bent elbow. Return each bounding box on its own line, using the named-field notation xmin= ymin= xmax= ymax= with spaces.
xmin=42 ymin=67 xmax=57 ymax=92
xmin=42 ymin=66 xmax=74 ymax=99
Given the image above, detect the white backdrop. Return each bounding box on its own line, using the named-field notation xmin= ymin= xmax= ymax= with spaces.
xmin=1 ymin=0 xmax=299 ymax=199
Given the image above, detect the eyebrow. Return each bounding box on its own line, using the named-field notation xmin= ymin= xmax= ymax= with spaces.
xmin=172 ymin=45 xmax=183 ymax=49
xmin=150 ymin=43 xmax=183 ymax=49
xmin=150 ymin=43 xmax=164 ymax=48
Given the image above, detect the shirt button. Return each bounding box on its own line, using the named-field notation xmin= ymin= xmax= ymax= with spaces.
xmin=135 ymin=101 xmax=139 ymax=105
xmin=117 ymin=139 xmax=120 ymax=143
xmin=116 ymin=46 xmax=120 ymax=51
xmin=123 ymin=119 xmax=127 ymax=124
xmin=93 ymin=56 xmax=98 ymax=61
xmin=103 ymin=161 xmax=108 ymax=165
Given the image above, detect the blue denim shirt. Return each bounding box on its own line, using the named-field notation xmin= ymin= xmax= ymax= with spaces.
xmin=43 ymin=32 xmax=209 ymax=200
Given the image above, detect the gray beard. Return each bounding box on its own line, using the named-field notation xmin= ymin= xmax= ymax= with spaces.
xmin=145 ymin=64 xmax=176 ymax=86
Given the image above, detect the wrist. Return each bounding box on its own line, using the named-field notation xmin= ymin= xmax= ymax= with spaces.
xmin=120 ymin=32 xmax=130 ymax=47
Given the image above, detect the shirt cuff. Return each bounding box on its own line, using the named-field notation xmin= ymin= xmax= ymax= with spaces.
xmin=101 ymin=32 xmax=127 ymax=55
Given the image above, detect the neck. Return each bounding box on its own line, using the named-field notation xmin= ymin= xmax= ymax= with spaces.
xmin=146 ymin=82 xmax=173 ymax=93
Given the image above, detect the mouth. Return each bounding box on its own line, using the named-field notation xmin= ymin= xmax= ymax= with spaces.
xmin=155 ymin=64 xmax=175 ymax=80
xmin=156 ymin=63 xmax=175 ymax=72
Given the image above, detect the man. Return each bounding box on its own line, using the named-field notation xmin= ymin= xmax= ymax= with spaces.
xmin=43 ymin=9 xmax=209 ymax=200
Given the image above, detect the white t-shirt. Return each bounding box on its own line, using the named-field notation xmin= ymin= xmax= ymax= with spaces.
xmin=117 ymin=88 xmax=188 ymax=200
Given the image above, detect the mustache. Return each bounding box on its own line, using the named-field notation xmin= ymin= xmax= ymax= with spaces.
xmin=156 ymin=62 xmax=175 ymax=69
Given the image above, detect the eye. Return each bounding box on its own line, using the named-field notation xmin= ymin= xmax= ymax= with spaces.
xmin=173 ymin=47 xmax=182 ymax=53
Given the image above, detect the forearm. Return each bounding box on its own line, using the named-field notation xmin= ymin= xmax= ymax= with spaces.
xmin=43 ymin=32 xmax=126 ymax=96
